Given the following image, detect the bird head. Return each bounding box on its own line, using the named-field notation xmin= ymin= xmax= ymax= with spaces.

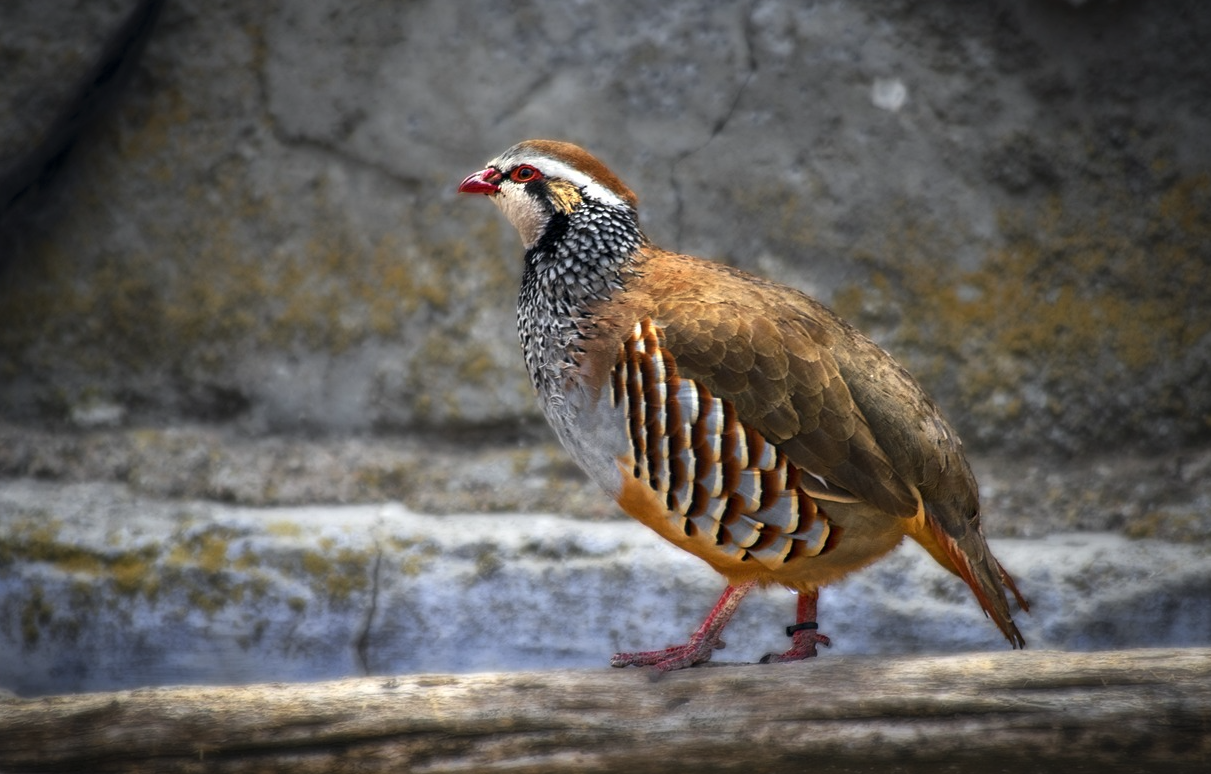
xmin=458 ymin=140 xmax=639 ymax=249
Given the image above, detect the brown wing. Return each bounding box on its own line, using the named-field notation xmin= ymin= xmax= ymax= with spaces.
xmin=633 ymin=251 xmax=923 ymax=519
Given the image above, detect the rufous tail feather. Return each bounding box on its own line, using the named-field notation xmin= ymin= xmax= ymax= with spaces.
xmin=916 ymin=512 xmax=1028 ymax=648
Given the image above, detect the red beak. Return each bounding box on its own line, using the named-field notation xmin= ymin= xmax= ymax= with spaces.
xmin=458 ymin=168 xmax=502 ymax=195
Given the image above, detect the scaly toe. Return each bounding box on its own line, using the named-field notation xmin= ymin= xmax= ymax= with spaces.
xmin=760 ymin=632 xmax=832 ymax=663
xmin=611 ymin=636 xmax=722 ymax=671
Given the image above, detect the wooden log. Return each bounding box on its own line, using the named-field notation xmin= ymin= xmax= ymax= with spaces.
xmin=1 ymin=648 xmax=1208 ymax=773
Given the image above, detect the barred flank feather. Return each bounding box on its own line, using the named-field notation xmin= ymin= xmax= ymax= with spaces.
xmin=612 ymin=319 xmax=834 ymax=569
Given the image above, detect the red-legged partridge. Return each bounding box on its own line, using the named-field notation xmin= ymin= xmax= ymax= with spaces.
xmin=458 ymin=140 xmax=1028 ymax=672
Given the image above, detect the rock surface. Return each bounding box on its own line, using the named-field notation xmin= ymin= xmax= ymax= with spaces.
xmin=0 ymin=0 xmax=162 ymax=214
xmin=1 ymin=0 xmax=1209 ymax=453
xmin=3 ymin=421 xmax=1210 ymax=542
xmin=1 ymin=0 xmax=1209 ymax=698
xmin=3 ymin=477 xmax=1209 ymax=697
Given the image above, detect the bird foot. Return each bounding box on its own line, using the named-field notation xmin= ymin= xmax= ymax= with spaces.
xmin=610 ymin=635 xmax=725 ymax=672
xmin=611 ymin=582 xmax=755 ymax=673
xmin=759 ymin=628 xmax=831 ymax=664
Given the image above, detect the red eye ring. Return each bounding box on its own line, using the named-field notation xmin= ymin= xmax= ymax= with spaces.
xmin=510 ymin=164 xmax=542 ymax=183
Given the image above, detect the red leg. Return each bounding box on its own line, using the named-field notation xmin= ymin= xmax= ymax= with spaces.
xmin=760 ymin=589 xmax=831 ymax=663
xmin=611 ymin=581 xmax=757 ymax=672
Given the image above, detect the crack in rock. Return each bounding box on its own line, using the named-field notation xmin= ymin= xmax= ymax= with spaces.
xmin=246 ymin=23 xmax=424 ymax=195
xmin=671 ymin=0 xmax=760 ymax=248
xmin=355 ymin=546 xmax=384 ymax=675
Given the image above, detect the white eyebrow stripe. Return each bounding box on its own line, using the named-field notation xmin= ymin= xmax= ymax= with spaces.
xmin=489 ymin=153 xmax=629 ymax=208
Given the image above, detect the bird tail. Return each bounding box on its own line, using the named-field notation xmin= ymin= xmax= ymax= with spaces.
xmin=909 ymin=509 xmax=1029 ymax=648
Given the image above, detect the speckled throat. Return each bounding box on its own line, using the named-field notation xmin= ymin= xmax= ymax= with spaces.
xmin=516 ymin=196 xmax=642 ymax=407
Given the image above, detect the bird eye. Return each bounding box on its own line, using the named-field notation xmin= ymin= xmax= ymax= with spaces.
xmin=510 ymin=165 xmax=541 ymax=183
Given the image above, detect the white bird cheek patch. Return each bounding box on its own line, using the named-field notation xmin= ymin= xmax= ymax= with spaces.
xmin=493 ymin=187 xmax=550 ymax=249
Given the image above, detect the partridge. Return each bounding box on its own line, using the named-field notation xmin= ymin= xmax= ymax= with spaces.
xmin=458 ymin=139 xmax=1028 ymax=672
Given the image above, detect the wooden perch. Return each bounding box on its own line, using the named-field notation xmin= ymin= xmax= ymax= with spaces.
xmin=2 ymin=648 xmax=1208 ymax=773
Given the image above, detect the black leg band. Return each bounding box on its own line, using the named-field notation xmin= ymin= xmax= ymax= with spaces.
xmin=786 ymin=621 xmax=819 ymax=637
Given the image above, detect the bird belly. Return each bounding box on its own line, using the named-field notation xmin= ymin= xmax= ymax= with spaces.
xmin=610 ymin=451 xmax=904 ymax=590
xmin=615 ymin=469 xmax=900 ymax=591
xmin=540 ymin=376 xmax=631 ymax=501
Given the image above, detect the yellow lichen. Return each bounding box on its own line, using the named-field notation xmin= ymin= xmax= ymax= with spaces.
xmin=168 ymin=527 xmax=237 ymax=574
xmin=827 ymin=175 xmax=1211 ymax=440
xmin=109 ymin=552 xmax=160 ymax=598
xmin=299 ymin=549 xmax=331 ymax=577
xmin=265 ymin=521 xmax=303 ymax=538
xmin=297 ymin=546 xmax=371 ymax=601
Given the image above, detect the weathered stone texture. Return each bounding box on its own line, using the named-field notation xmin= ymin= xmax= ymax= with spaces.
xmin=2 ymin=0 xmax=1210 ymax=698
xmin=0 ymin=0 xmax=1208 ymax=453
xmin=3 ymin=479 xmax=1209 ymax=696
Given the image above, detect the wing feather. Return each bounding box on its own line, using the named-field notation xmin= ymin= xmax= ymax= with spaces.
xmin=640 ymin=253 xmax=936 ymax=519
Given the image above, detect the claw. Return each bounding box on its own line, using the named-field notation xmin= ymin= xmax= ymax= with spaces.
xmin=759 ymin=630 xmax=831 ymax=664
xmin=760 ymin=589 xmax=830 ymax=663
xmin=610 ymin=582 xmax=755 ymax=673
xmin=611 ymin=632 xmax=725 ymax=671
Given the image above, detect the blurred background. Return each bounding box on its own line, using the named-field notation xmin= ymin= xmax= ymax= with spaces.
xmin=1 ymin=0 xmax=1208 ymax=696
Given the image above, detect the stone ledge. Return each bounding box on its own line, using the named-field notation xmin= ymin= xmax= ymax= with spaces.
xmin=2 ymin=478 xmax=1209 ymax=697
xmin=4 ymin=422 xmax=1210 ymax=540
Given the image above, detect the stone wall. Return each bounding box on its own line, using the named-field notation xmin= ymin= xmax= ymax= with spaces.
xmin=2 ymin=0 xmax=1210 ymax=697
xmin=2 ymin=0 xmax=1209 ymax=453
